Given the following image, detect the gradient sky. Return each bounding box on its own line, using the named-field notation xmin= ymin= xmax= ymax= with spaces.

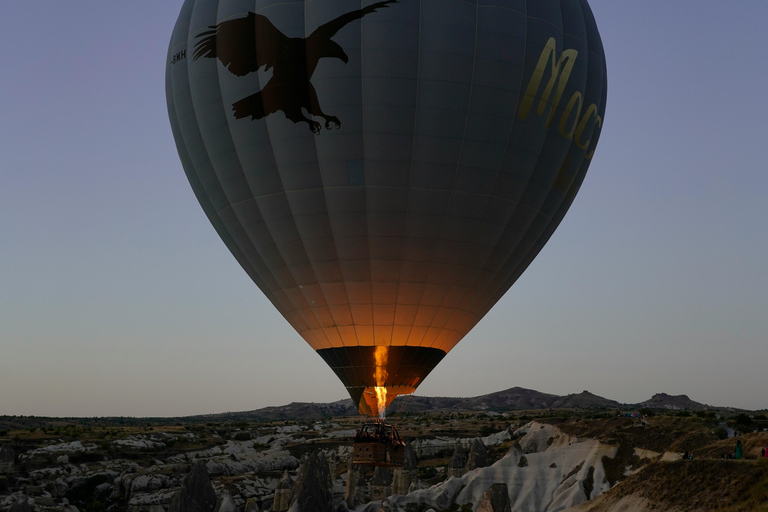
xmin=1 ymin=1 xmax=767 ymax=417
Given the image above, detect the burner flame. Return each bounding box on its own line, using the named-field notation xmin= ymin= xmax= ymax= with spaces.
xmin=374 ymin=346 xmax=388 ymax=419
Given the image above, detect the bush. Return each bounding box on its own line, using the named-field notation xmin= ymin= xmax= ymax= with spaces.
xmin=480 ymin=425 xmax=495 ymax=437
xmin=713 ymin=427 xmax=728 ymax=440
xmin=733 ymin=414 xmax=753 ymax=427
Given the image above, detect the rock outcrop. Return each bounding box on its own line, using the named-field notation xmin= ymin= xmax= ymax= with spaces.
xmin=476 ymin=484 xmax=511 ymax=512
xmin=215 ymin=492 xmax=237 ymax=512
xmin=288 ymin=451 xmax=333 ymax=512
xmin=272 ymin=470 xmax=294 ymax=512
xmin=466 ymin=440 xmax=489 ymax=471
xmin=0 ymin=446 xmax=14 ymax=474
xmin=168 ymin=461 xmax=217 ymax=512
xmin=344 ymin=464 xmax=365 ymax=508
xmin=245 ymin=497 xmax=260 ymax=512
xmin=383 ymin=423 xmax=616 ymax=512
xmin=392 ymin=443 xmax=417 ymax=495
xmin=447 ymin=443 xmax=468 ymax=478
xmin=370 ymin=466 xmax=392 ymax=501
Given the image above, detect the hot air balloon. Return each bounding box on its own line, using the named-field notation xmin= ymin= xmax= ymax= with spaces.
xmin=166 ymin=0 xmax=607 ymax=419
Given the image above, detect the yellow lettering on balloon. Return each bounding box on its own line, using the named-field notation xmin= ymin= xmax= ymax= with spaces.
xmin=585 ymin=114 xmax=602 ymax=160
xmin=575 ymin=103 xmax=598 ymax=150
xmin=518 ymin=37 xmax=603 ymax=159
xmin=519 ymin=37 xmax=579 ymax=128
xmin=558 ymin=91 xmax=583 ymax=140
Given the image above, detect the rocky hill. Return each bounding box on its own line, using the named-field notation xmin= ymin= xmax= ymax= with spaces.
xmin=638 ymin=393 xmax=712 ymax=411
xmin=570 ymin=459 xmax=768 ymax=512
xmin=191 ymin=387 xmax=720 ymax=423
xmin=188 ymin=399 xmax=359 ymax=423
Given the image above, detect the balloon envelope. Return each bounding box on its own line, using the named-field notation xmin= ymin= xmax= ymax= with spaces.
xmin=166 ymin=0 xmax=607 ymax=416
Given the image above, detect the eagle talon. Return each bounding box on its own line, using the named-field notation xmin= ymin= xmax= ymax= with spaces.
xmin=325 ymin=117 xmax=341 ymax=130
xmin=309 ymin=121 xmax=322 ymax=134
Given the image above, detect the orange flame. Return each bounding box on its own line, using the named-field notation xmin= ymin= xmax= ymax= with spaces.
xmin=374 ymin=346 xmax=388 ymax=419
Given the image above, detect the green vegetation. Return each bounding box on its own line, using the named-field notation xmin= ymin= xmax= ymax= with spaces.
xmin=605 ymin=459 xmax=768 ymax=512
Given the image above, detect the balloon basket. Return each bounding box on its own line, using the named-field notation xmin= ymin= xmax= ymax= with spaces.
xmin=352 ymin=421 xmax=405 ymax=467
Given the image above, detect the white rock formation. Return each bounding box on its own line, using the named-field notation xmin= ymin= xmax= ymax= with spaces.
xmin=360 ymin=422 xmax=617 ymax=512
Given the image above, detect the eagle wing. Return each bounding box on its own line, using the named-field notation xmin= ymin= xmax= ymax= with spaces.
xmin=192 ymin=12 xmax=286 ymax=76
xmin=309 ymin=0 xmax=398 ymax=41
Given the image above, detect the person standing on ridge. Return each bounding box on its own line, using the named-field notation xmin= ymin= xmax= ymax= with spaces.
xmin=735 ymin=440 xmax=743 ymax=459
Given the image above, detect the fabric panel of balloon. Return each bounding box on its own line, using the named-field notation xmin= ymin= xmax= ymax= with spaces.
xmin=166 ymin=0 xmax=607 ymax=418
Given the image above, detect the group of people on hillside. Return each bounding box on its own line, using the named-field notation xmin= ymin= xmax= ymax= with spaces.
xmin=725 ymin=439 xmax=768 ymax=459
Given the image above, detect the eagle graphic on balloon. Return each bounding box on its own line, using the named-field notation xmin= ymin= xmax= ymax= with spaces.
xmin=193 ymin=0 xmax=398 ymax=133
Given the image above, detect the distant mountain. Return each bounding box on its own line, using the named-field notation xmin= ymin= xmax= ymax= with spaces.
xmin=388 ymin=387 xmax=562 ymax=413
xmin=552 ymin=390 xmax=625 ymax=410
xmin=190 ymin=387 xmax=715 ymax=422
xmin=637 ymin=393 xmax=709 ymax=411
xmin=188 ymin=399 xmax=359 ymax=423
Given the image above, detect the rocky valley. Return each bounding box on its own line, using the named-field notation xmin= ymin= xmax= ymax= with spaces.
xmin=1 ymin=387 xmax=767 ymax=512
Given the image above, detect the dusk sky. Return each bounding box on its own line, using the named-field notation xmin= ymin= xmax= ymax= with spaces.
xmin=2 ymin=1 xmax=767 ymax=417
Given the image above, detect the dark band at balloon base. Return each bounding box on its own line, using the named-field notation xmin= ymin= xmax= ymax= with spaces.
xmin=316 ymin=346 xmax=446 ymax=415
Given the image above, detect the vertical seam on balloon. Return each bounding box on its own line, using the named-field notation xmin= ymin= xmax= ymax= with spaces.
xmin=184 ymin=2 xmax=226 ymax=219
xmin=184 ymin=4 xmax=303 ymax=336
xmin=334 ymin=0 xmax=365 ymax=351
xmin=298 ymin=3 xmax=359 ymax=352
xmin=470 ymin=0 xmax=596 ymax=321
xmin=465 ymin=5 xmax=570 ymax=316
xmin=400 ymin=1 xmax=437 ymax=351
xmin=458 ymin=1 xmax=552 ymax=317
xmin=492 ymin=0 xmax=604 ymax=317
xmin=186 ymin=3 xmax=283 ymax=304
xmin=169 ymin=7 xmax=216 ymax=221
xmin=246 ymin=1 xmax=326 ymax=349
xmin=418 ymin=0 xmax=481 ymax=350
xmin=436 ymin=1 xmax=514 ymax=353
xmin=300 ymin=0 xmax=346 ymax=351
xmin=488 ymin=1 xmax=590 ymax=310
xmin=360 ymin=0 xmax=376 ymax=350
xmin=395 ymin=0 xmax=424 ymax=354
xmin=437 ymin=0 xmax=529 ymax=355
xmin=213 ymin=2 xmax=281 ymax=298
xmin=350 ymin=0 xmax=366 ymax=350
xmin=280 ymin=0 xmax=336 ymax=350
xmin=227 ymin=2 xmax=315 ymax=335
